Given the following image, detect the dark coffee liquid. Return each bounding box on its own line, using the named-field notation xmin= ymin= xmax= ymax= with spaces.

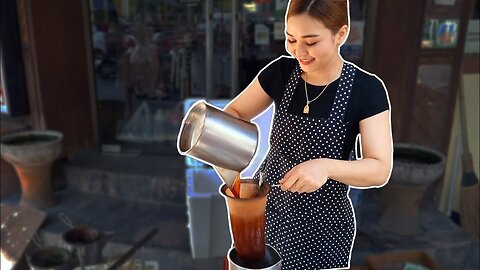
xmin=228 ymin=182 xmax=266 ymax=266
xmin=64 ymin=227 xmax=99 ymax=244
xmin=230 ymin=211 xmax=265 ymax=265
xmin=231 ymin=175 xmax=241 ymax=198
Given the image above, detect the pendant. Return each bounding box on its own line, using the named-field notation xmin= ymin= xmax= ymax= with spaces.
xmin=303 ymin=104 xmax=310 ymax=114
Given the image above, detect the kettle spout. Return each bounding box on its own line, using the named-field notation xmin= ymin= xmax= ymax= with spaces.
xmin=214 ymin=166 xmax=240 ymax=189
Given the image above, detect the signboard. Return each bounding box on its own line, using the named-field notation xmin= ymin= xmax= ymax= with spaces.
xmin=254 ymin=23 xmax=270 ymax=45
xmin=273 ymin=22 xmax=284 ymax=40
xmin=421 ymin=19 xmax=459 ymax=48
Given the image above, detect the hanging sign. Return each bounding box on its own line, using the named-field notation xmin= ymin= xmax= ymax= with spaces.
xmin=254 ymin=24 xmax=270 ymax=45
xmin=273 ymin=22 xmax=284 ymax=40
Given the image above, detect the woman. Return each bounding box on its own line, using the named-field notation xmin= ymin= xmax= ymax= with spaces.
xmin=225 ymin=0 xmax=393 ymax=269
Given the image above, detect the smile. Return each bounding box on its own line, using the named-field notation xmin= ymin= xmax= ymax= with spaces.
xmin=299 ymin=58 xmax=314 ymax=65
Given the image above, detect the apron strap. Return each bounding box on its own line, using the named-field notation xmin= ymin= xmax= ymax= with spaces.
xmin=329 ymin=62 xmax=356 ymax=121
xmin=278 ymin=64 xmax=302 ymax=112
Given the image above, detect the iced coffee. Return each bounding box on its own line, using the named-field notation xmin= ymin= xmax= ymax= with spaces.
xmin=221 ymin=179 xmax=271 ymax=267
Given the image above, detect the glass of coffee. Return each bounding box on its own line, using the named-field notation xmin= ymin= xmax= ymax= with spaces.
xmin=220 ymin=178 xmax=271 ymax=267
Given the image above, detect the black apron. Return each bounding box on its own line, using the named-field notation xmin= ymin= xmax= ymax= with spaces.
xmin=254 ymin=62 xmax=357 ymax=270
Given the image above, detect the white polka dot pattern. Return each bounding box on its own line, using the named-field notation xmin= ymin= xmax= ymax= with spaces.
xmin=254 ymin=63 xmax=357 ymax=269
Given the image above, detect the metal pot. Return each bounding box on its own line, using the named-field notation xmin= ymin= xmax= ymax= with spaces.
xmin=227 ymin=244 xmax=282 ymax=270
xmin=177 ymin=100 xmax=259 ymax=188
xmin=62 ymin=226 xmax=109 ymax=267
xmin=27 ymin=247 xmax=72 ymax=270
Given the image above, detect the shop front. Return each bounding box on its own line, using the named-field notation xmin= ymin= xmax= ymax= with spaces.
xmin=89 ymin=0 xmax=369 ymax=154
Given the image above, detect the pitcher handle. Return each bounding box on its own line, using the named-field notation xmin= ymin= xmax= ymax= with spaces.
xmin=58 ymin=212 xmax=75 ymax=229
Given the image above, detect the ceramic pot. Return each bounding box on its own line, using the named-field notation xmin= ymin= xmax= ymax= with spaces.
xmin=379 ymin=143 xmax=446 ymax=235
xmin=1 ymin=130 xmax=63 ymax=209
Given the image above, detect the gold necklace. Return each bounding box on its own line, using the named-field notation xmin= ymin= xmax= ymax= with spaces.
xmin=303 ymin=63 xmax=343 ymax=114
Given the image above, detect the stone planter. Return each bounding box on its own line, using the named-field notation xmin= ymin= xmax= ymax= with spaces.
xmin=1 ymin=130 xmax=63 ymax=209
xmin=379 ymin=143 xmax=446 ymax=235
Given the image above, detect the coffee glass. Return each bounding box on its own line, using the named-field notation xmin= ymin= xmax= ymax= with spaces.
xmin=220 ymin=179 xmax=271 ymax=266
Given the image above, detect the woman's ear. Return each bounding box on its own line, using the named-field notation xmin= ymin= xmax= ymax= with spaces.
xmin=337 ymin=25 xmax=349 ymax=45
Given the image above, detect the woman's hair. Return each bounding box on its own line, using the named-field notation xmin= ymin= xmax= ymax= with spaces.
xmin=286 ymin=0 xmax=349 ymax=33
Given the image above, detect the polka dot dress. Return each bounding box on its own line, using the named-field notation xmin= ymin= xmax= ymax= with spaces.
xmin=254 ymin=62 xmax=357 ymax=270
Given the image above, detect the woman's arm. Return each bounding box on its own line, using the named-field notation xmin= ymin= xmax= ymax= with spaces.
xmin=280 ymin=110 xmax=393 ymax=192
xmin=224 ymin=78 xmax=273 ymax=121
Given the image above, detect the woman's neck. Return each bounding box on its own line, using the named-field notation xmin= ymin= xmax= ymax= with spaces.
xmin=304 ymin=57 xmax=344 ymax=86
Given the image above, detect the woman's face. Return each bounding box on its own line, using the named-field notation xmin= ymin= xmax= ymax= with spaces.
xmin=286 ymin=13 xmax=344 ymax=73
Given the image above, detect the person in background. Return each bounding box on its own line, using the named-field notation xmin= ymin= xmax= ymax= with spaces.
xmin=224 ymin=0 xmax=393 ymax=269
xmin=120 ymin=25 xmax=159 ymax=117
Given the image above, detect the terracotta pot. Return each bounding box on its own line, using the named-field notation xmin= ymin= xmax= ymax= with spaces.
xmin=389 ymin=143 xmax=446 ymax=186
xmin=379 ymin=143 xmax=446 ymax=235
xmin=0 ymin=130 xmax=63 ymax=209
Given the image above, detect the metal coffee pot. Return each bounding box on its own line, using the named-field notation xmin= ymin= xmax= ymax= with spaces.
xmin=177 ymin=100 xmax=259 ymax=189
xmin=62 ymin=226 xmax=110 ymax=267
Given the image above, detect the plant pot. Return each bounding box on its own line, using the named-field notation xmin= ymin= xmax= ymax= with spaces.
xmin=1 ymin=130 xmax=63 ymax=209
xmin=379 ymin=143 xmax=446 ymax=235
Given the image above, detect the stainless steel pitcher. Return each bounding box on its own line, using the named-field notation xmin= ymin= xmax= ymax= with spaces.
xmin=177 ymin=100 xmax=259 ymax=188
xmin=62 ymin=226 xmax=110 ymax=267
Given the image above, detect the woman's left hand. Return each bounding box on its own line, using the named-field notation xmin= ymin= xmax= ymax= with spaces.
xmin=279 ymin=159 xmax=330 ymax=193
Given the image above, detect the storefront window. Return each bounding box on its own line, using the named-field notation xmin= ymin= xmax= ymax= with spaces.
xmin=89 ymin=0 xmax=368 ymax=153
xmin=237 ymin=1 xmax=288 ymax=90
xmin=90 ymin=0 xmax=206 ymax=153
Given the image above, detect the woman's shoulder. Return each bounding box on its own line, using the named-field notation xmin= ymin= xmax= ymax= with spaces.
xmin=268 ymin=55 xmax=298 ymax=65
xmin=348 ymin=63 xmax=390 ymax=121
xmin=350 ymin=64 xmax=387 ymax=95
xmin=350 ymin=64 xmax=384 ymax=85
xmin=258 ymin=55 xmax=297 ymax=90
xmin=261 ymin=55 xmax=298 ymax=76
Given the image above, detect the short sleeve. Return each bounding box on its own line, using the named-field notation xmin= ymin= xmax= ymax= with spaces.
xmin=258 ymin=56 xmax=296 ymax=102
xmin=357 ymin=75 xmax=390 ymax=121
